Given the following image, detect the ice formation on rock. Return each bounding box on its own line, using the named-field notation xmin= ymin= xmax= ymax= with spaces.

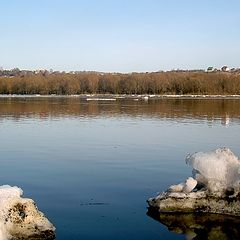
xmin=169 ymin=177 xmax=197 ymax=193
xmin=186 ymin=147 xmax=240 ymax=195
xmin=148 ymin=148 xmax=240 ymax=216
xmin=0 ymin=185 xmax=55 ymax=240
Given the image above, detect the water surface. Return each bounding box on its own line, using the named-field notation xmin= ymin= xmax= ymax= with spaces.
xmin=0 ymin=97 xmax=239 ymax=240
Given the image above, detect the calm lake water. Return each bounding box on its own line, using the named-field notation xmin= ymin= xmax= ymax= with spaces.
xmin=0 ymin=97 xmax=240 ymax=240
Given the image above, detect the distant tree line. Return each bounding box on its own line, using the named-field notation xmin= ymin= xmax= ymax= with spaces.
xmin=0 ymin=71 xmax=240 ymax=95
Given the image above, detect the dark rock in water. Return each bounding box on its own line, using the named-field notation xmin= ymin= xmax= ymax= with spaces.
xmin=147 ymin=208 xmax=240 ymax=240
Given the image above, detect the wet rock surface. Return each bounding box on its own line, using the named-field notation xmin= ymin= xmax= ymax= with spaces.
xmin=148 ymin=190 xmax=240 ymax=216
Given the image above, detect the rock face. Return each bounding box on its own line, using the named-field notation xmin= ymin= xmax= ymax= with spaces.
xmin=148 ymin=148 xmax=240 ymax=216
xmin=0 ymin=185 xmax=55 ymax=240
xmin=148 ymin=190 xmax=240 ymax=216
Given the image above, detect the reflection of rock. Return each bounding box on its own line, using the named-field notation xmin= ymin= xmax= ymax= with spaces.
xmin=147 ymin=208 xmax=240 ymax=240
xmin=0 ymin=185 xmax=55 ymax=240
xmin=148 ymin=148 xmax=240 ymax=216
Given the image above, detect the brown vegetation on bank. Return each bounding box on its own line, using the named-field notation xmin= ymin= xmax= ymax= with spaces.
xmin=0 ymin=71 xmax=240 ymax=95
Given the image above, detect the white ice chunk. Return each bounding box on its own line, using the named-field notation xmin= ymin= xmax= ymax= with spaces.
xmin=183 ymin=177 xmax=197 ymax=193
xmin=186 ymin=147 xmax=240 ymax=193
xmin=168 ymin=177 xmax=197 ymax=193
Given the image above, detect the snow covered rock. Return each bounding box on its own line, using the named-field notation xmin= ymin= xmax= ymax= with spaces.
xmin=0 ymin=185 xmax=55 ymax=240
xmin=148 ymin=148 xmax=240 ymax=216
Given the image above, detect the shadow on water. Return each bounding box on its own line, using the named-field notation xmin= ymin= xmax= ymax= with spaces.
xmin=147 ymin=207 xmax=240 ymax=240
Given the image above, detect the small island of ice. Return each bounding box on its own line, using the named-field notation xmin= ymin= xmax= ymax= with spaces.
xmin=148 ymin=148 xmax=240 ymax=216
xmin=0 ymin=185 xmax=55 ymax=240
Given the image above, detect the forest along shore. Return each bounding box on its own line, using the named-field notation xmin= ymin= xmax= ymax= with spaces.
xmin=0 ymin=71 xmax=240 ymax=95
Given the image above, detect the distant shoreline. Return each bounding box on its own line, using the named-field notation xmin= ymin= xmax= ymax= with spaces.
xmin=1 ymin=94 xmax=240 ymax=100
xmin=1 ymin=72 xmax=240 ymax=96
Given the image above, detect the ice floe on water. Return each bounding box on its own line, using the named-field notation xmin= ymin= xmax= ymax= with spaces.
xmin=148 ymin=148 xmax=240 ymax=216
xmin=0 ymin=185 xmax=55 ymax=240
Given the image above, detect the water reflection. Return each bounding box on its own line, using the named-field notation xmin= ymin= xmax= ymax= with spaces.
xmin=0 ymin=97 xmax=240 ymax=124
xmin=147 ymin=208 xmax=240 ymax=240
xmin=1 ymin=96 xmax=240 ymax=240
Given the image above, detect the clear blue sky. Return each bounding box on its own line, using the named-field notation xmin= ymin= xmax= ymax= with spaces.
xmin=0 ymin=0 xmax=239 ymax=72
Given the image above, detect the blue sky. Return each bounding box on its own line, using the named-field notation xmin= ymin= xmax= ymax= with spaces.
xmin=0 ymin=0 xmax=239 ymax=72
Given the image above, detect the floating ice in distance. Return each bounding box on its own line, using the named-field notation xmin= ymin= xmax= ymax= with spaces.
xmin=0 ymin=185 xmax=55 ymax=240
